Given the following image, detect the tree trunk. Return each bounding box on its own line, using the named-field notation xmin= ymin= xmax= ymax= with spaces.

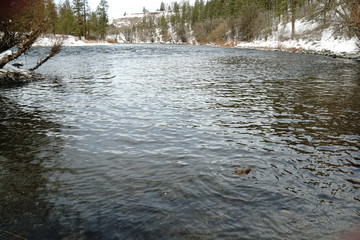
xmin=291 ymin=12 xmax=295 ymax=39
xmin=0 ymin=18 xmax=63 ymax=70
xmin=290 ymin=0 xmax=296 ymax=40
xmin=0 ymin=30 xmax=41 ymax=68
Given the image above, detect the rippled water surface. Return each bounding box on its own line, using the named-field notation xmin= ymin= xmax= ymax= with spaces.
xmin=1 ymin=45 xmax=359 ymax=239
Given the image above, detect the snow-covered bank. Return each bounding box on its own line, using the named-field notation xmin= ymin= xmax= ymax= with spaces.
xmin=33 ymin=18 xmax=360 ymax=60
xmin=236 ymin=18 xmax=360 ymax=59
xmin=33 ymin=35 xmax=115 ymax=47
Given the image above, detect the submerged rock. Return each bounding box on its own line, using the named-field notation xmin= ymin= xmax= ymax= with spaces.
xmin=12 ymin=62 xmax=24 ymax=68
xmin=234 ymin=168 xmax=251 ymax=175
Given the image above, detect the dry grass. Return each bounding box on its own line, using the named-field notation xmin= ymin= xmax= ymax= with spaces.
xmin=106 ymin=38 xmax=119 ymax=44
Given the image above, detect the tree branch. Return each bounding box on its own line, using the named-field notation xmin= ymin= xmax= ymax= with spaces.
xmin=30 ymin=37 xmax=64 ymax=71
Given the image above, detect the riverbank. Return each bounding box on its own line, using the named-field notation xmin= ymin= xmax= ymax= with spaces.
xmin=235 ymin=17 xmax=360 ymax=60
xmin=34 ymin=23 xmax=360 ymax=60
xmin=235 ymin=42 xmax=360 ymax=60
xmin=33 ymin=34 xmax=115 ymax=47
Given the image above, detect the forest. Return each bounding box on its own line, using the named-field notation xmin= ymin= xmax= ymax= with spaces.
xmin=1 ymin=0 xmax=358 ymax=44
xmin=0 ymin=0 xmax=112 ymax=41
xmin=55 ymin=0 xmax=110 ymax=40
xmin=0 ymin=0 xmax=110 ymax=74
xmin=121 ymin=0 xmax=359 ymax=45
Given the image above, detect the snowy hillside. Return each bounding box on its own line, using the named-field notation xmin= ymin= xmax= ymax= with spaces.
xmin=107 ymin=3 xmax=360 ymax=58
xmin=108 ymin=11 xmax=185 ymax=44
xmin=236 ymin=17 xmax=359 ymax=57
xmin=33 ymin=6 xmax=359 ymax=59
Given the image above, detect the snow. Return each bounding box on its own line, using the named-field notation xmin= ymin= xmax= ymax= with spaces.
xmin=0 ymin=50 xmax=12 ymax=59
xmin=236 ymin=17 xmax=360 ymax=56
xmin=118 ymin=11 xmax=173 ymax=19
xmin=119 ymin=12 xmax=146 ymax=19
xmin=33 ymin=35 xmax=113 ymax=47
xmin=0 ymin=50 xmax=13 ymax=63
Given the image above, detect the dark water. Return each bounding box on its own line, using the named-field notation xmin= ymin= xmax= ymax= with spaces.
xmin=0 ymin=44 xmax=359 ymax=240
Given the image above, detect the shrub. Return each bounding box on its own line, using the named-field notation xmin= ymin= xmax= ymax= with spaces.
xmin=209 ymin=22 xmax=228 ymax=42
xmin=106 ymin=38 xmax=118 ymax=43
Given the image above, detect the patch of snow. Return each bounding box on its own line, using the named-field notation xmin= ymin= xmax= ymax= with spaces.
xmin=119 ymin=12 xmax=146 ymax=19
xmin=0 ymin=50 xmax=12 ymax=62
xmin=115 ymin=11 xmax=173 ymax=20
xmin=34 ymin=35 xmax=113 ymax=47
xmin=319 ymin=27 xmax=358 ymax=54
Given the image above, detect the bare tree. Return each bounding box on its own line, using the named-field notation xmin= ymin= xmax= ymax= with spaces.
xmin=339 ymin=0 xmax=360 ymax=41
xmin=317 ymin=0 xmax=360 ymax=42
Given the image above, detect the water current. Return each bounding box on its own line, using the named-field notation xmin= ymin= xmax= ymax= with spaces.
xmin=0 ymin=44 xmax=359 ymax=239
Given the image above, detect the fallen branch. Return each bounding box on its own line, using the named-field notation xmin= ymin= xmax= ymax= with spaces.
xmin=30 ymin=37 xmax=64 ymax=71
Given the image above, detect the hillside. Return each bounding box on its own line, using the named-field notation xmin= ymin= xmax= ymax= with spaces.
xmin=237 ymin=17 xmax=360 ymax=57
xmin=108 ymin=0 xmax=360 ymax=58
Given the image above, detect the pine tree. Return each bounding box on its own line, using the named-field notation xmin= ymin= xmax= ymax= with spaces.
xmin=97 ymin=0 xmax=109 ymax=40
xmin=160 ymin=2 xmax=166 ymax=11
xmin=45 ymin=0 xmax=58 ymax=34
xmin=83 ymin=0 xmax=90 ymax=39
xmin=72 ymin=0 xmax=85 ymax=37
xmin=57 ymin=0 xmax=76 ymax=35
xmin=88 ymin=11 xmax=99 ymax=39
xmin=192 ymin=0 xmax=200 ymax=25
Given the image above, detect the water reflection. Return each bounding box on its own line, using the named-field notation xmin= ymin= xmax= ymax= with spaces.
xmin=266 ymin=61 xmax=360 ymax=193
xmin=202 ymin=52 xmax=360 ymax=229
xmin=0 ymin=95 xmax=67 ymax=239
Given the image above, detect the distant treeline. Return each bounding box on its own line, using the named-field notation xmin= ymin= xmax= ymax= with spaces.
xmin=46 ymin=0 xmax=110 ymax=40
xmin=122 ymin=0 xmax=359 ymax=44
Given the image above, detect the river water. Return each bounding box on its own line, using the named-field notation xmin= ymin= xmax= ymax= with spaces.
xmin=0 ymin=44 xmax=359 ymax=239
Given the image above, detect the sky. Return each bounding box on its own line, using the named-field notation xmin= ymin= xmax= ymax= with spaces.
xmin=56 ymin=0 xmax=183 ymax=19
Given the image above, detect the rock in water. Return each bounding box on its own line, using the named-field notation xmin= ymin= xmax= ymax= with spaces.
xmin=12 ymin=62 xmax=24 ymax=68
xmin=234 ymin=168 xmax=251 ymax=174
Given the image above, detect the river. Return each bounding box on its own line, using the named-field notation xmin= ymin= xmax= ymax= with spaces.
xmin=0 ymin=44 xmax=359 ymax=239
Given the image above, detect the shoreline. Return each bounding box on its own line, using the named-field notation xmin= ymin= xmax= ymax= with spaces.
xmin=234 ymin=45 xmax=360 ymax=60
xmin=34 ymin=35 xmax=360 ymax=61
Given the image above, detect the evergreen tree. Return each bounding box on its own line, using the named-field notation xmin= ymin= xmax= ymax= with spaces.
xmin=88 ymin=11 xmax=99 ymax=39
xmin=160 ymin=2 xmax=166 ymax=11
xmin=57 ymin=0 xmax=76 ymax=35
xmin=192 ymin=0 xmax=200 ymax=25
xmin=72 ymin=0 xmax=85 ymax=37
xmin=45 ymin=0 xmax=58 ymax=34
xmin=83 ymin=0 xmax=90 ymax=39
xmin=159 ymin=15 xmax=168 ymax=40
xmin=198 ymin=0 xmax=206 ymax=22
xmin=97 ymin=0 xmax=109 ymax=40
